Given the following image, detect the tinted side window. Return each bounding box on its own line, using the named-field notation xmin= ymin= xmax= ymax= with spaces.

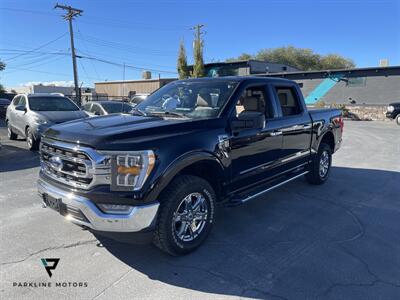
xmin=275 ymin=87 xmax=301 ymax=116
xmin=12 ymin=96 xmax=21 ymax=106
xmin=83 ymin=103 xmax=92 ymax=111
xmin=19 ymin=97 xmax=26 ymax=107
xmin=91 ymin=104 xmax=103 ymax=115
xmin=235 ymin=85 xmax=273 ymax=118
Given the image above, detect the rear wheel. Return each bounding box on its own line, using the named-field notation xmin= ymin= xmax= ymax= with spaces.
xmin=153 ymin=175 xmax=216 ymax=256
xmin=26 ymin=127 xmax=39 ymax=151
xmin=306 ymin=143 xmax=332 ymax=185
xmin=7 ymin=122 xmax=18 ymax=140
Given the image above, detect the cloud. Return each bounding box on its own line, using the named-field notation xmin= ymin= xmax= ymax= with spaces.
xmin=21 ymin=80 xmax=74 ymax=87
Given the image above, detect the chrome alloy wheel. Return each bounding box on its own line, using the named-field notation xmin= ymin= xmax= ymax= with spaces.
xmin=173 ymin=192 xmax=208 ymax=242
xmin=26 ymin=130 xmax=33 ymax=148
xmin=319 ymin=150 xmax=330 ymax=178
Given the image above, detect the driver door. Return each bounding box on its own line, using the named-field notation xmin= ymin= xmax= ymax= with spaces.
xmin=229 ymin=84 xmax=284 ymax=192
xmin=14 ymin=96 xmax=27 ymax=135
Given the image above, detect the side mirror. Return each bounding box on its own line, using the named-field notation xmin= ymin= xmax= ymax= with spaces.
xmin=15 ymin=105 xmax=26 ymax=112
xmin=232 ymin=113 xmax=265 ymax=131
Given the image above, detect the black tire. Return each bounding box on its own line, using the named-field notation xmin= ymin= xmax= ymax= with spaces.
xmin=396 ymin=114 xmax=400 ymax=126
xmin=153 ymin=175 xmax=216 ymax=256
xmin=7 ymin=122 xmax=18 ymax=140
xmin=26 ymin=127 xmax=39 ymax=151
xmin=306 ymin=143 xmax=332 ymax=185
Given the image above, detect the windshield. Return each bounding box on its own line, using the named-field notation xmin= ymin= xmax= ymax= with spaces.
xmin=29 ymin=97 xmax=79 ymax=112
xmin=135 ymin=80 xmax=238 ymax=119
xmin=102 ymin=102 xmax=133 ymax=114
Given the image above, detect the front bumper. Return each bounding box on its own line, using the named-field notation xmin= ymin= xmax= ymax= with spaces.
xmin=32 ymin=123 xmax=52 ymax=140
xmin=386 ymin=111 xmax=397 ymax=119
xmin=37 ymin=178 xmax=159 ymax=232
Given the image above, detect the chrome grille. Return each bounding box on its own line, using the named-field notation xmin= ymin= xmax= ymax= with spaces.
xmin=40 ymin=139 xmax=111 ymax=189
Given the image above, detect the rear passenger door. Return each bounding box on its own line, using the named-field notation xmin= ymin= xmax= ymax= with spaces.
xmin=271 ymin=84 xmax=312 ymax=169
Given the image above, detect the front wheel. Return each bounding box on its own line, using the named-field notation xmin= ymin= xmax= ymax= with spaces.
xmin=153 ymin=175 xmax=216 ymax=256
xmin=7 ymin=122 xmax=18 ymax=140
xmin=396 ymin=114 xmax=400 ymax=126
xmin=26 ymin=127 xmax=39 ymax=151
xmin=306 ymin=143 xmax=332 ymax=185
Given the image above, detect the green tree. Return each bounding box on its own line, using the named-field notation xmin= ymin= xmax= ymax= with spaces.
xmin=226 ymin=46 xmax=355 ymax=71
xmin=177 ymin=40 xmax=189 ymax=79
xmin=226 ymin=53 xmax=253 ymax=62
xmin=319 ymin=54 xmax=355 ymax=69
xmin=192 ymin=36 xmax=205 ymax=78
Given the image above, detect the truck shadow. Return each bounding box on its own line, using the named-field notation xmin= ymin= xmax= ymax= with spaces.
xmin=94 ymin=166 xmax=400 ymax=299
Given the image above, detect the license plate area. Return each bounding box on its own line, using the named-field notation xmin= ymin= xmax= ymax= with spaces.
xmin=43 ymin=194 xmax=67 ymax=215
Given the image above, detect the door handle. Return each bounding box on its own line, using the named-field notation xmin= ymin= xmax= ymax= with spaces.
xmin=302 ymin=124 xmax=312 ymax=130
xmin=270 ymin=130 xmax=282 ymax=137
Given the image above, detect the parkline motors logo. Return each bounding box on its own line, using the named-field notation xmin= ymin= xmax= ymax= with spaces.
xmin=12 ymin=258 xmax=88 ymax=288
xmin=41 ymin=258 xmax=60 ymax=278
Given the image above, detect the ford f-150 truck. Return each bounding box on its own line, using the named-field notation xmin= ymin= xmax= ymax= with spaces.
xmin=37 ymin=77 xmax=343 ymax=256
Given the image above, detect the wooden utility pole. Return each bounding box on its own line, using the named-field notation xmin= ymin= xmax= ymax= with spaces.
xmin=191 ymin=24 xmax=204 ymax=49
xmin=190 ymin=24 xmax=205 ymax=78
xmin=54 ymin=3 xmax=83 ymax=105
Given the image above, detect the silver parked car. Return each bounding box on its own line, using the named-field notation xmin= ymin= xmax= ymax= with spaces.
xmin=82 ymin=101 xmax=133 ymax=116
xmin=6 ymin=93 xmax=87 ymax=150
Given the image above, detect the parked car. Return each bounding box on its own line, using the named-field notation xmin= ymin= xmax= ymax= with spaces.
xmin=129 ymin=93 xmax=149 ymax=107
xmin=0 ymin=98 xmax=11 ymax=118
xmin=386 ymin=102 xmax=400 ymax=125
xmin=82 ymin=101 xmax=133 ymax=116
xmin=38 ymin=77 xmax=343 ymax=256
xmin=6 ymin=93 xmax=87 ymax=150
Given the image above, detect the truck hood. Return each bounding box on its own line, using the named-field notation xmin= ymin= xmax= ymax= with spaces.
xmin=36 ymin=110 xmax=87 ymax=123
xmin=43 ymin=114 xmax=219 ymax=150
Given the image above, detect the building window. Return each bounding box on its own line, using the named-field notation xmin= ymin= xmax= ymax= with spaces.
xmin=346 ymin=77 xmax=366 ymax=87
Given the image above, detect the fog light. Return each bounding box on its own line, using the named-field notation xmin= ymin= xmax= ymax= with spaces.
xmin=97 ymin=204 xmax=134 ymax=214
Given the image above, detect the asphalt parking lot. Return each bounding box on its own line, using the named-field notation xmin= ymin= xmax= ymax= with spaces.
xmin=0 ymin=119 xmax=399 ymax=300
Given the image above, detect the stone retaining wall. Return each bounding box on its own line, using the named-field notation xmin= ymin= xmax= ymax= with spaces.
xmin=346 ymin=105 xmax=388 ymax=121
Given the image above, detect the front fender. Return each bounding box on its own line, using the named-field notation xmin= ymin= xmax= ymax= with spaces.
xmin=145 ymin=151 xmax=226 ymax=202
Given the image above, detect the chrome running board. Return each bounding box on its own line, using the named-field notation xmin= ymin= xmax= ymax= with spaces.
xmin=240 ymin=171 xmax=309 ymax=204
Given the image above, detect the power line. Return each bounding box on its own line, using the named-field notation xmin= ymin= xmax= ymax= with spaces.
xmin=4 ymin=66 xmax=71 ymax=77
xmin=0 ymin=7 xmax=189 ymax=31
xmin=78 ymin=55 xmax=178 ymax=75
xmin=76 ymin=48 xmax=175 ymax=70
xmin=75 ymin=32 xmax=177 ymax=56
xmin=4 ymin=33 xmax=68 ymax=62
xmin=0 ymin=7 xmax=57 ymax=16
xmin=0 ymin=49 xmax=70 ymax=56
xmin=74 ymin=24 xmax=102 ymax=80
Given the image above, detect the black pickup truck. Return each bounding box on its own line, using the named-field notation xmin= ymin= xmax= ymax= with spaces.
xmin=37 ymin=77 xmax=343 ymax=255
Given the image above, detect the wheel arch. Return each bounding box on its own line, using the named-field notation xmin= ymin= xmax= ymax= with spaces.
xmin=319 ymin=130 xmax=335 ymax=152
xmin=148 ymin=151 xmax=226 ymax=203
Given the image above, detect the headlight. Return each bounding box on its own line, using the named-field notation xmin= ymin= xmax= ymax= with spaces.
xmin=34 ymin=118 xmax=49 ymax=125
xmin=387 ymin=105 xmax=394 ymax=113
xmin=109 ymin=150 xmax=155 ymax=191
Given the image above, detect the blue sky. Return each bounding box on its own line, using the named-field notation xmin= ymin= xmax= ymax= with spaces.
xmin=1 ymin=0 xmax=399 ymax=88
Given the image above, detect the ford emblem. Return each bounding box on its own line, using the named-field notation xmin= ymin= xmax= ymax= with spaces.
xmin=49 ymin=156 xmax=63 ymax=171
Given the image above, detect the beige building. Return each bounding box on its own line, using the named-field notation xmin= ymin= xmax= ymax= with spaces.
xmin=95 ymin=78 xmax=177 ymax=99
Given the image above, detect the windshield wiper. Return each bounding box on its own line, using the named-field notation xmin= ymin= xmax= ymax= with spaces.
xmin=146 ymin=111 xmax=187 ymax=118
